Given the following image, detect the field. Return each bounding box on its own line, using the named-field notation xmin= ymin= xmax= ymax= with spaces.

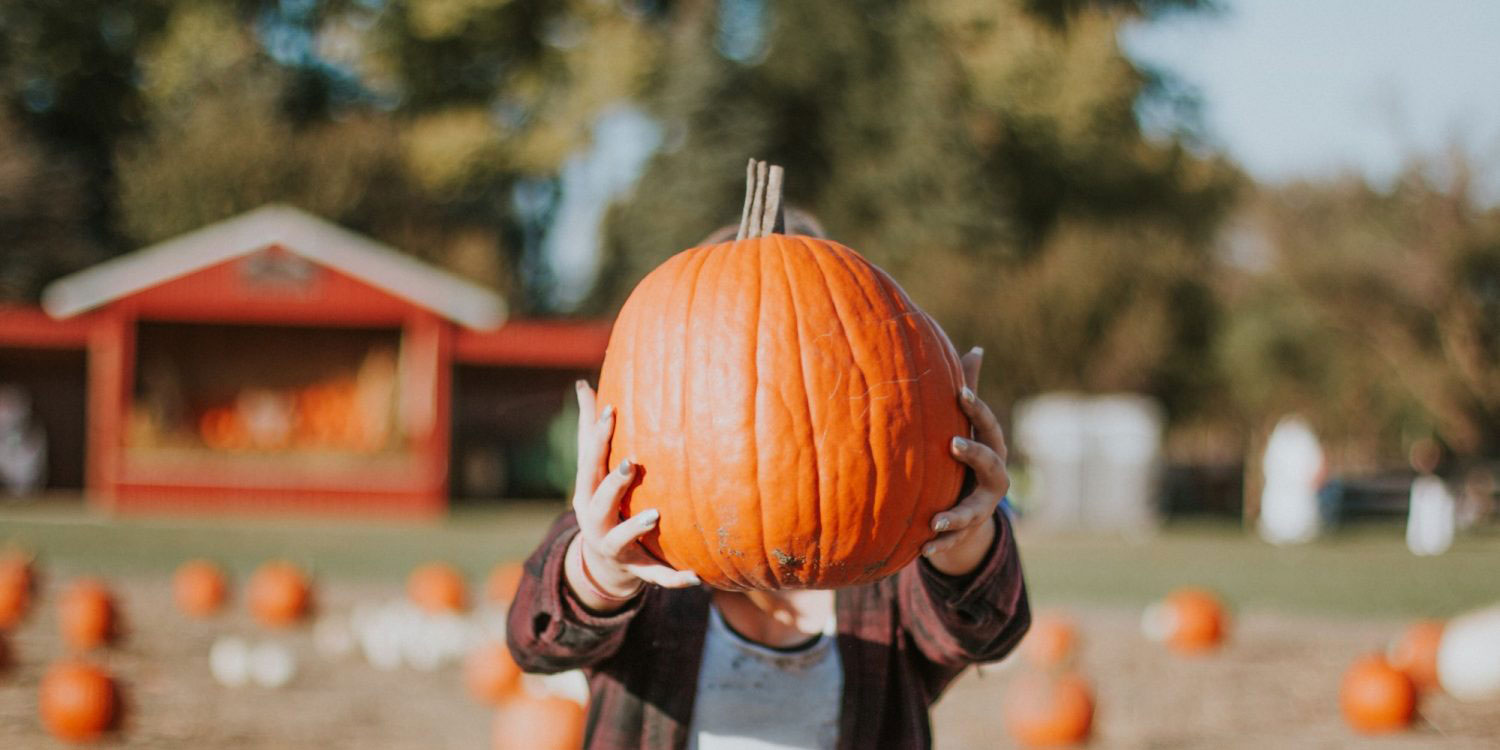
xmin=2 ymin=500 xmax=1499 ymax=748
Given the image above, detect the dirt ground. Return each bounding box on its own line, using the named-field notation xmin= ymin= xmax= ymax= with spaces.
xmin=2 ymin=575 xmax=1498 ymax=749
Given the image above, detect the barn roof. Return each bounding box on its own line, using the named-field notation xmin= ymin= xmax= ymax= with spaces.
xmin=41 ymin=204 xmax=506 ymax=329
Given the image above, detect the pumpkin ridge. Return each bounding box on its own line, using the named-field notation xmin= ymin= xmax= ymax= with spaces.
xmin=662 ymin=246 xmax=719 ymax=582
xmin=772 ymin=238 xmax=821 ymax=589
xmin=745 ymin=236 xmax=772 ymax=589
xmin=812 ymin=239 xmax=903 ymax=578
xmin=687 ymin=244 xmax=747 ymax=589
xmin=792 ymin=235 xmax=858 ymax=585
xmin=867 ymin=266 xmax=941 ymax=569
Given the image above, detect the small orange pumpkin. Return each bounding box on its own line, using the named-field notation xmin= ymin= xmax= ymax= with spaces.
xmin=464 ymin=642 xmax=523 ymax=705
xmin=1002 ymin=670 xmax=1095 ymax=748
xmin=173 ymin=560 xmax=229 ymax=618
xmin=247 ymin=561 xmax=311 ymax=628
xmin=58 ymin=579 xmax=116 ymax=651
xmin=597 ymin=160 xmax=967 ymax=590
xmin=1388 ymin=619 xmax=1444 ymax=693
xmin=493 ymin=694 xmax=586 ymax=750
xmin=1341 ymin=654 xmax=1416 ymax=734
xmin=408 ymin=562 xmax=468 ymax=614
xmin=1024 ymin=613 xmax=1079 ymax=669
xmin=1143 ymin=587 xmax=1228 ymax=653
xmin=0 ymin=553 xmax=34 ymax=630
xmin=39 ymin=661 xmax=117 ymax=742
xmin=485 ymin=563 xmax=524 ymax=605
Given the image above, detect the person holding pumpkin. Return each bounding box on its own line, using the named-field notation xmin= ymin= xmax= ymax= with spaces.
xmin=507 ymin=162 xmax=1030 ymax=750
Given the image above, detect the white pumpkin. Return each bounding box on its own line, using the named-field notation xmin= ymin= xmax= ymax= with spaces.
xmin=1437 ymin=604 xmax=1500 ymax=701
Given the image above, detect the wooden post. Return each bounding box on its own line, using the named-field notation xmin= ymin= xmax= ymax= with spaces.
xmin=85 ymin=309 xmax=135 ymax=513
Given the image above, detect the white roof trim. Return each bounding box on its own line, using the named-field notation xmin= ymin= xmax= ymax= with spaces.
xmin=41 ymin=204 xmax=507 ymax=329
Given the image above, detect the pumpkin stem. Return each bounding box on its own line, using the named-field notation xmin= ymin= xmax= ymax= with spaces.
xmin=736 ymin=158 xmax=786 ymax=240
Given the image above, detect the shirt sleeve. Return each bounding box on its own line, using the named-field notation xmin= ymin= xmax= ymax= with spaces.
xmin=506 ymin=511 xmax=646 ymax=674
xmin=896 ymin=506 xmax=1031 ymax=670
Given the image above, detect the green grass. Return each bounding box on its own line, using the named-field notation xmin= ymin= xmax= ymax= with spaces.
xmin=0 ymin=498 xmax=563 ymax=581
xmin=2 ymin=500 xmax=1497 ymax=618
xmin=1019 ymin=519 xmax=1500 ymax=618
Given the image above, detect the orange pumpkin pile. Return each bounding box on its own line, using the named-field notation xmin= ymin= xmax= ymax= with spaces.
xmin=173 ymin=559 xmax=229 ymax=618
xmin=1002 ymin=670 xmax=1095 ymax=748
xmin=408 ymin=562 xmax=468 ymax=614
xmin=465 ymin=643 xmax=523 ymax=705
xmin=1388 ymin=619 xmax=1444 ymax=693
xmin=39 ymin=661 xmax=117 ymax=743
xmin=1340 ymin=654 xmax=1416 ymax=734
xmin=1143 ymin=587 xmax=1228 ymax=653
xmin=493 ymin=694 xmax=586 ymax=750
xmin=58 ymin=579 xmax=117 ymax=651
xmin=596 ymin=160 xmax=967 ymax=590
xmin=247 ymin=561 xmax=312 ymax=628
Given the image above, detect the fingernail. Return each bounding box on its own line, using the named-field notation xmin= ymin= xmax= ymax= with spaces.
xmin=685 ymin=573 xmax=702 ymax=586
xmin=970 ymin=346 xmax=984 ymax=358
xmin=924 ymin=543 xmax=938 ymax=556
xmin=575 ymin=379 xmax=587 ymax=391
xmin=960 ymin=387 xmax=976 ymax=404
xmin=952 ymin=436 xmax=967 ymax=453
xmin=933 ymin=516 xmax=950 ymax=532
xmin=617 ymin=458 xmax=634 ymax=475
xmin=600 ymin=404 xmax=615 ymax=421
xmin=640 ymin=508 xmax=659 ymax=523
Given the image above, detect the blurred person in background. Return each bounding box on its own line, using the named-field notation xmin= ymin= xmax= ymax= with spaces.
xmin=0 ymin=384 xmax=46 ymax=499
xmin=1257 ymin=415 xmax=1326 ymax=545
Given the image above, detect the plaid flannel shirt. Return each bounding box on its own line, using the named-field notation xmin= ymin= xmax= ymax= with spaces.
xmin=506 ymin=509 xmax=1029 ymax=750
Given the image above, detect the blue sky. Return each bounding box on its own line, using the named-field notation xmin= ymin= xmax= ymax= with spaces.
xmin=1120 ymin=0 xmax=1500 ymax=200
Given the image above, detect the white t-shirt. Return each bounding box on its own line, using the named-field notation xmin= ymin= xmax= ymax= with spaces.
xmin=687 ymin=604 xmax=842 ymax=750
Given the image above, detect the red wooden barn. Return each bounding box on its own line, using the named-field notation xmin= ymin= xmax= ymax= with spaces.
xmin=0 ymin=205 xmax=609 ymax=516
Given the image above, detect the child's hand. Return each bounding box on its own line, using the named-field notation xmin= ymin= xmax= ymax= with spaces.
xmin=565 ymin=381 xmax=700 ymax=611
xmin=924 ymin=347 xmax=1010 ymax=576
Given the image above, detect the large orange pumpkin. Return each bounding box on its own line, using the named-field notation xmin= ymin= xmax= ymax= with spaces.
xmin=1388 ymin=619 xmax=1444 ymax=693
xmin=493 ymin=694 xmax=586 ymax=750
xmin=247 ymin=561 xmax=311 ymax=628
xmin=1340 ymin=654 xmax=1416 ymax=734
xmin=173 ymin=559 xmax=229 ymax=618
xmin=408 ymin=562 xmax=468 ymax=614
xmin=464 ymin=642 xmax=523 ymax=704
xmin=39 ymin=661 xmax=117 ymax=742
xmin=485 ymin=563 xmax=524 ymax=605
xmin=1143 ymin=587 xmax=1228 ymax=653
xmin=596 ymin=160 xmax=967 ymax=590
xmin=0 ymin=553 xmax=34 ymax=630
xmin=58 ymin=579 xmax=116 ymax=651
xmin=1002 ymin=670 xmax=1095 ymax=747
xmin=1024 ymin=613 xmax=1079 ymax=669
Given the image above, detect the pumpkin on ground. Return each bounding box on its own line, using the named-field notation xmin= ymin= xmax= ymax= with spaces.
xmin=493 ymin=694 xmax=586 ymax=750
xmin=248 ymin=561 xmax=311 ymax=628
xmin=1001 ymin=670 xmax=1095 ymax=747
xmin=408 ymin=562 xmax=468 ymax=614
xmin=464 ymin=642 xmax=523 ymax=705
xmin=1024 ymin=612 xmax=1079 ymax=669
xmin=1388 ymin=619 xmax=1444 ymax=693
xmin=58 ymin=579 xmax=117 ymax=651
xmin=1436 ymin=604 xmax=1500 ymax=701
xmin=596 ymin=160 xmax=967 ymax=590
xmin=485 ymin=562 xmax=523 ymax=605
xmin=0 ymin=554 xmax=33 ymax=630
xmin=1141 ymin=587 xmax=1228 ymax=653
xmin=1340 ymin=654 xmax=1416 ymax=734
xmin=39 ymin=661 xmax=117 ymax=743
xmin=173 ymin=559 xmax=229 ymax=618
